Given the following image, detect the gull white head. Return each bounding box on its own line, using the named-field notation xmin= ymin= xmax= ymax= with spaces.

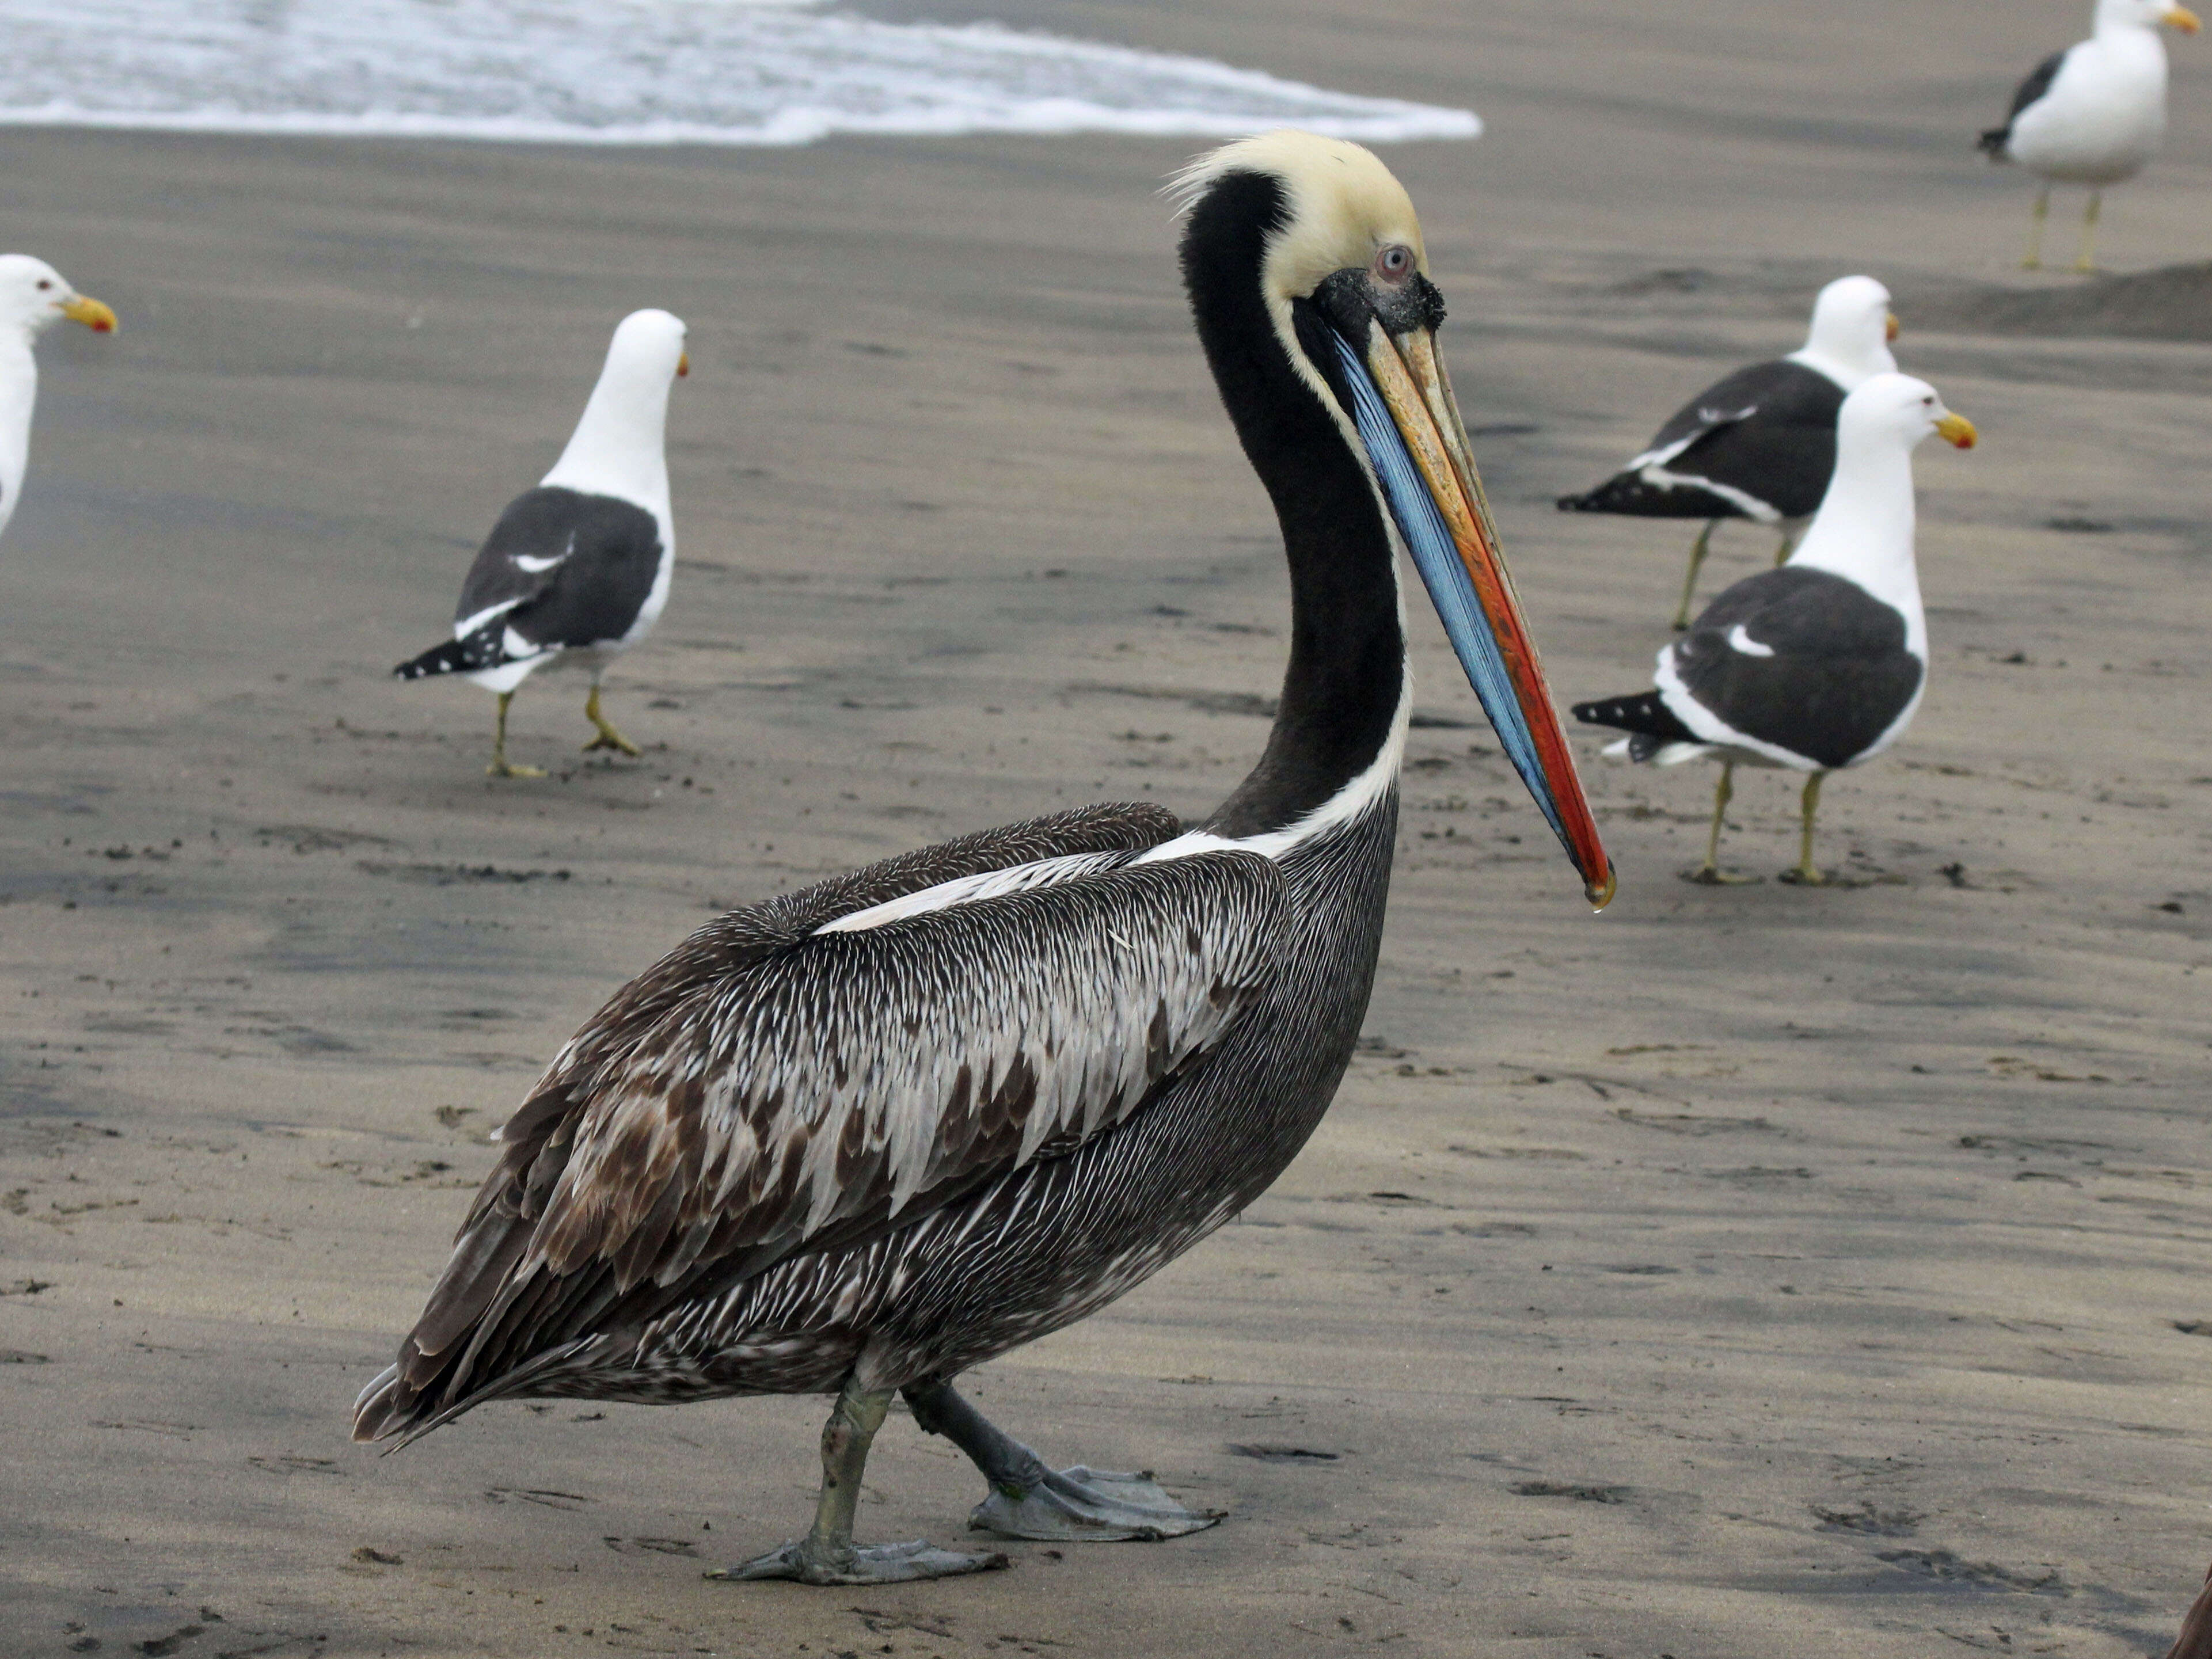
xmin=539 ymin=307 xmax=689 ymax=513
xmin=1790 ymin=373 xmax=1974 ymax=624
xmin=1792 ymin=275 xmax=1898 ymax=389
xmin=0 ymin=254 xmax=116 ymax=344
xmin=1836 ymin=371 xmax=1977 ymax=456
xmin=0 ymin=255 xmax=115 ymax=543
xmin=2096 ymin=0 xmax=2200 ymax=35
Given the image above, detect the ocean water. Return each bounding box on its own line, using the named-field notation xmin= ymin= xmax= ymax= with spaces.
xmin=0 ymin=0 xmax=1480 ymax=146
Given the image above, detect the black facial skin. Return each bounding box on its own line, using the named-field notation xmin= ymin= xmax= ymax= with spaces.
xmin=1294 ymin=265 xmax=1449 ymax=427
xmin=1309 ymin=264 xmax=1447 ymax=344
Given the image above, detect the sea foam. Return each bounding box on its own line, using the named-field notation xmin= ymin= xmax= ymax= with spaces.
xmin=0 ymin=1 xmax=1480 ymax=146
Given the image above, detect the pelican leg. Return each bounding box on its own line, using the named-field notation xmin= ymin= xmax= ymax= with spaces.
xmin=710 ymin=1376 xmax=1008 ymax=1585
xmin=1671 ymin=520 xmax=1717 ymax=631
xmin=1686 ymin=761 xmax=1758 ymax=885
xmin=2074 ymin=190 xmax=2101 ymax=275
xmin=487 ymin=691 xmax=545 ymax=779
xmin=1778 ymin=770 xmax=1830 ymax=885
xmin=2024 ymin=184 xmax=2050 ymax=271
xmin=581 ymin=682 xmax=641 ymax=756
xmin=906 ymin=1378 xmax=1222 ymax=1543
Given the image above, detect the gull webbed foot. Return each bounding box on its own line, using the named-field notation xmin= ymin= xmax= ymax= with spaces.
xmin=583 ymin=684 xmax=641 ymax=756
xmin=1683 ymin=865 xmax=1761 ymax=886
xmin=972 ymin=1465 xmax=1223 ymax=1543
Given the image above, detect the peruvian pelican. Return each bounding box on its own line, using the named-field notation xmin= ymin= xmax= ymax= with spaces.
xmin=353 ymin=131 xmax=1612 ymax=1586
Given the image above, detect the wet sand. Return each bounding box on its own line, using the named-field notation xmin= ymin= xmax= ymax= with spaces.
xmin=1 ymin=1 xmax=2208 ymax=1655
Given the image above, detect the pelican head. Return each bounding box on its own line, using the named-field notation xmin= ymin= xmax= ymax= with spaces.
xmin=1174 ymin=131 xmax=1611 ymax=908
xmin=0 ymin=253 xmax=116 ymax=340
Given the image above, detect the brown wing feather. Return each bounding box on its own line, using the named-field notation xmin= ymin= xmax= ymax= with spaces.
xmin=355 ymin=803 xmax=1287 ymax=1441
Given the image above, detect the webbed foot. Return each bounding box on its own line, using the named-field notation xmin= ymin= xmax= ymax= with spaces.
xmin=1682 ymin=865 xmax=1760 ymax=886
xmin=1777 ymin=865 xmax=1831 ymax=886
xmin=488 ymin=758 xmax=546 ymax=779
xmin=708 ymin=1536 xmax=1008 ymax=1585
xmin=583 ymin=685 xmax=642 ymax=756
xmin=581 ymin=728 xmax=640 ymax=756
xmin=972 ymin=1465 xmax=1222 ymax=1543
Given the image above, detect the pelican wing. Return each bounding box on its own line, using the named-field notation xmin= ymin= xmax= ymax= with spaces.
xmin=361 ymin=804 xmax=1286 ymax=1436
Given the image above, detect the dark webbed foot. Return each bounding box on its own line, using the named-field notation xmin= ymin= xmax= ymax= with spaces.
xmin=972 ymin=1464 xmax=1221 ymax=1542
xmin=712 ymin=1376 xmax=1009 ymax=1589
xmin=906 ymin=1377 xmax=1221 ymax=1545
xmin=708 ymin=1537 xmax=1007 ymax=1585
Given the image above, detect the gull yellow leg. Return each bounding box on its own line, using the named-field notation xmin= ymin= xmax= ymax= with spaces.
xmin=487 ymin=691 xmax=545 ymax=779
xmin=581 ymin=682 xmax=641 ymax=756
xmin=1773 ymin=528 xmax=1797 ymax=568
xmin=2023 ymin=184 xmax=2050 ymax=271
xmin=1672 ymin=520 xmax=1717 ymax=632
xmin=2074 ymin=190 xmax=2102 ymax=275
xmin=1782 ymin=770 xmax=1829 ymax=885
xmin=1687 ymin=761 xmax=1757 ymax=885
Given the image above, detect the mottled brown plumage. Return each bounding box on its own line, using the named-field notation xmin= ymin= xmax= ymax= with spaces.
xmin=354 ymin=802 xmax=1291 ymax=1442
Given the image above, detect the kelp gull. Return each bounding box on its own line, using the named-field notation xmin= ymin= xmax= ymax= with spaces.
xmin=1980 ymin=0 xmax=2200 ymax=271
xmin=397 ymin=309 xmax=689 ymax=777
xmin=1572 ymin=373 xmax=1975 ymax=885
xmin=1559 ymin=275 xmax=1898 ymax=630
xmin=0 ymin=255 xmax=116 ymax=548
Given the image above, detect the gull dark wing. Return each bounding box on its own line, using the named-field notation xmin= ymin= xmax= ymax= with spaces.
xmin=1669 ymin=566 xmax=1922 ymax=768
xmin=1981 ymin=49 xmax=2069 ymax=155
xmin=455 ymin=485 xmax=664 ymax=652
xmin=354 ymin=802 xmax=1290 ymax=1441
xmin=1559 ymin=359 xmax=1843 ymax=522
xmin=395 ymin=485 xmax=667 ymax=678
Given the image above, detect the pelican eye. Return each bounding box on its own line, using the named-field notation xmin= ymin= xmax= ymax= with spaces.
xmin=1373 ymin=243 xmax=1415 ymax=284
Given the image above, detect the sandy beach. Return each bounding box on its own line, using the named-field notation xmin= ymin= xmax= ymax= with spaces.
xmin=1 ymin=1 xmax=2208 ymax=1654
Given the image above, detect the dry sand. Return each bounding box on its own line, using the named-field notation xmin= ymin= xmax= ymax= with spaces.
xmin=1 ymin=1 xmax=2208 ymax=1654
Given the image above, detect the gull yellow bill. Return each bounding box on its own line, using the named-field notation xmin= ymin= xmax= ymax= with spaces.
xmin=2165 ymin=7 xmax=2200 ymax=33
xmin=59 ymin=295 xmax=116 ymax=334
xmin=1936 ymin=412 xmax=1977 ymax=449
xmin=1329 ymin=318 xmax=1614 ymax=910
xmin=1886 ymin=311 xmax=1901 ymax=343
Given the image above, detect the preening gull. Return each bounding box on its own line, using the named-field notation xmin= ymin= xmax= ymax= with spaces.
xmin=1559 ymin=276 xmax=1898 ymax=630
xmin=396 ymin=309 xmax=688 ymax=777
xmin=1980 ymin=0 xmax=2200 ymax=271
xmin=1573 ymin=373 xmax=1975 ymax=885
xmin=0 ymin=254 xmax=116 ymax=548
